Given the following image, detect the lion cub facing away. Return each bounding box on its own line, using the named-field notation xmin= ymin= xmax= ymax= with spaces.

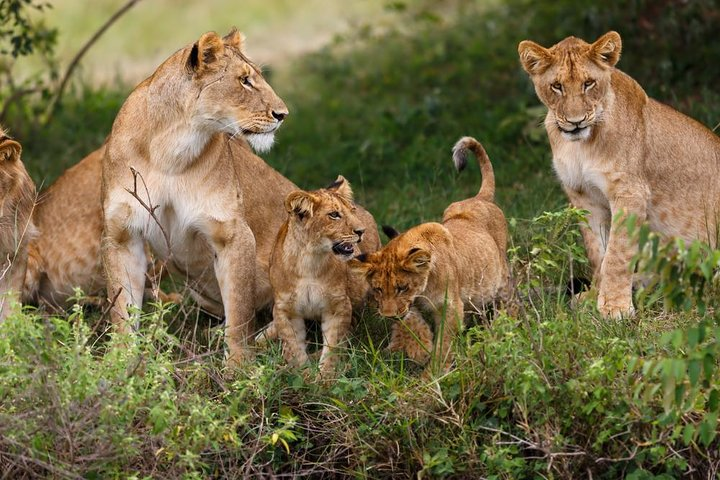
xmin=351 ymin=137 xmax=509 ymax=374
xmin=268 ymin=176 xmax=379 ymax=375
xmin=0 ymin=129 xmax=36 ymax=320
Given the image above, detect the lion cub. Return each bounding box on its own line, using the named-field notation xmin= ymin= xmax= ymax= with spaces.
xmin=519 ymin=31 xmax=720 ymax=318
xmin=0 ymin=129 xmax=36 ymax=320
xmin=351 ymin=137 xmax=509 ymax=374
xmin=269 ymin=176 xmax=374 ymax=375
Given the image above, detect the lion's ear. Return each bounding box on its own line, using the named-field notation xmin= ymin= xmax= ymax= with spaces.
xmin=0 ymin=136 xmax=21 ymax=162
xmin=349 ymin=253 xmax=375 ymax=279
xmin=518 ymin=40 xmax=552 ymax=75
xmin=223 ymin=27 xmax=246 ymax=53
xmin=188 ymin=31 xmax=225 ymax=73
xmin=402 ymin=247 xmax=431 ymax=273
xmin=327 ymin=175 xmax=354 ymax=203
xmin=589 ymin=31 xmax=621 ymax=67
xmin=285 ymin=191 xmax=318 ymax=220
xmin=382 ymin=225 xmax=400 ymax=240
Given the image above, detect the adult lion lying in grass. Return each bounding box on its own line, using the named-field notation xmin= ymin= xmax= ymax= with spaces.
xmin=351 ymin=137 xmax=510 ymax=375
xmin=101 ymin=29 xmax=288 ymax=366
xmin=267 ymin=176 xmax=379 ymax=376
xmin=518 ymin=31 xmax=720 ymax=318
xmin=0 ymin=128 xmax=36 ymax=321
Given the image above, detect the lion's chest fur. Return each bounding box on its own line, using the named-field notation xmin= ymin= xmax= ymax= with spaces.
xmin=119 ymin=164 xmax=239 ymax=274
xmin=551 ymin=139 xmax=611 ymax=205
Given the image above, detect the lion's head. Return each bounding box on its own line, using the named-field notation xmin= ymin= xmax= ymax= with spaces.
xmin=350 ymin=224 xmax=448 ymax=318
xmin=165 ymin=28 xmax=288 ymax=152
xmin=518 ymin=31 xmax=622 ymax=142
xmin=284 ymin=176 xmax=366 ymax=260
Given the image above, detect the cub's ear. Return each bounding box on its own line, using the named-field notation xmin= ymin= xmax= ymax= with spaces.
xmin=382 ymin=225 xmax=400 ymax=240
xmin=326 ymin=175 xmax=354 ymax=203
xmin=187 ymin=31 xmax=225 ymax=73
xmin=285 ymin=190 xmax=318 ymax=220
xmin=223 ymin=27 xmax=245 ymax=52
xmin=0 ymin=136 xmax=21 ymax=162
xmin=589 ymin=31 xmax=622 ymax=67
xmin=518 ymin=40 xmax=553 ymax=75
xmin=349 ymin=253 xmax=375 ymax=278
xmin=401 ymin=247 xmax=431 ymax=273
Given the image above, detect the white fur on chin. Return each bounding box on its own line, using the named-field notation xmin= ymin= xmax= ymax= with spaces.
xmin=245 ymin=132 xmax=275 ymax=152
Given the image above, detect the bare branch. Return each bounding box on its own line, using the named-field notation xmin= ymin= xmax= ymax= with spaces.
xmin=43 ymin=0 xmax=145 ymax=124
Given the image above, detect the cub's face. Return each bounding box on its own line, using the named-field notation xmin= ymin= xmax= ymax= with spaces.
xmin=518 ymin=31 xmax=622 ymax=142
xmin=188 ymin=29 xmax=288 ymax=152
xmin=350 ymin=243 xmax=432 ymax=318
xmin=285 ymin=176 xmax=366 ymax=260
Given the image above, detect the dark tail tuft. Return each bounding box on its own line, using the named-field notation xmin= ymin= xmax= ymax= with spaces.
xmin=451 ymin=136 xmax=495 ymax=200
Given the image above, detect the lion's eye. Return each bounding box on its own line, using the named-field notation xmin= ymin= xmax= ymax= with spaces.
xmin=240 ymin=75 xmax=252 ymax=87
xmin=550 ymin=82 xmax=563 ymax=94
xmin=373 ymin=287 xmax=383 ymax=294
xmin=396 ymin=284 xmax=408 ymax=294
xmin=328 ymin=211 xmax=342 ymax=219
xmin=583 ymin=79 xmax=596 ymax=91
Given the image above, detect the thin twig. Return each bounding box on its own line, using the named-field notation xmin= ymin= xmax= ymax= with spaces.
xmin=43 ymin=0 xmax=145 ymax=124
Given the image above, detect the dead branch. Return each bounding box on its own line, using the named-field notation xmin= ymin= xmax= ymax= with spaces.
xmin=43 ymin=0 xmax=145 ymax=124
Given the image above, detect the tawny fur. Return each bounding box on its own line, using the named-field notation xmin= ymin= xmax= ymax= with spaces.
xmin=0 ymin=128 xmax=37 ymax=320
xmin=23 ymin=140 xmax=379 ymax=316
xmin=267 ymin=177 xmax=379 ymax=376
xmin=351 ymin=137 xmax=510 ymax=374
xmin=101 ymin=29 xmax=289 ymax=367
xmin=519 ymin=31 xmax=720 ymax=318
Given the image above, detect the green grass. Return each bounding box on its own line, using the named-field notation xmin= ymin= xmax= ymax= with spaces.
xmin=3 ymin=0 xmax=720 ymax=477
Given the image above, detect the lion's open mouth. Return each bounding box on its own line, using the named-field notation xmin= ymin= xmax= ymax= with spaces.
xmin=332 ymin=241 xmax=356 ymax=257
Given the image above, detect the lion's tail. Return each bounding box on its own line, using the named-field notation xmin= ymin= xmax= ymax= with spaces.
xmin=451 ymin=136 xmax=495 ymax=201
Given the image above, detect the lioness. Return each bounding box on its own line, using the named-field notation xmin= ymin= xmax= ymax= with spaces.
xmin=351 ymin=137 xmax=510 ymax=374
xmin=518 ymin=31 xmax=720 ymax=318
xmin=101 ymin=29 xmax=288 ymax=366
xmin=268 ymin=176 xmax=378 ymax=375
xmin=0 ymin=129 xmax=36 ymax=320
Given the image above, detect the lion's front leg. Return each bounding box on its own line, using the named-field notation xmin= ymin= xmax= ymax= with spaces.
xmin=273 ymin=300 xmax=309 ymax=367
xmin=564 ymin=188 xmax=611 ymax=295
xmin=210 ymin=218 xmax=257 ymax=367
xmin=387 ymin=307 xmax=433 ymax=365
xmin=318 ymin=297 xmax=352 ymax=376
xmin=425 ymin=295 xmax=464 ymax=377
xmin=101 ymin=208 xmax=148 ymax=334
xmin=597 ymin=191 xmax=648 ymax=319
xmin=0 ymin=245 xmax=28 ymax=321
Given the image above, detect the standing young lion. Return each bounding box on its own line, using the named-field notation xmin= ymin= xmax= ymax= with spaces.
xmin=102 ymin=29 xmax=288 ymax=366
xmin=518 ymin=31 xmax=720 ymax=318
xmin=269 ymin=176 xmax=379 ymax=375
xmin=0 ymin=129 xmax=36 ymax=320
xmin=351 ymin=137 xmax=510 ymax=374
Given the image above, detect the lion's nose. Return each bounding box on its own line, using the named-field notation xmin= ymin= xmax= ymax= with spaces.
xmin=354 ymin=228 xmax=365 ymax=240
xmin=272 ymin=110 xmax=287 ymax=121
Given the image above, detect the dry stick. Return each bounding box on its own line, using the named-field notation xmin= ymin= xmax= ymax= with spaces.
xmin=43 ymin=0 xmax=145 ymax=125
xmin=124 ymin=166 xmax=173 ymax=300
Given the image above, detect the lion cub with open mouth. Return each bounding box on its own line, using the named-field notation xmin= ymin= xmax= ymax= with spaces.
xmin=351 ymin=137 xmax=510 ymax=374
xmin=268 ymin=176 xmax=378 ymax=375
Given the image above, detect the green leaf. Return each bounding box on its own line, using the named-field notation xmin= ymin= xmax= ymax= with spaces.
xmin=707 ymin=389 xmax=720 ymax=412
xmin=699 ymin=413 xmax=718 ymax=446
xmin=704 ymin=354 xmax=715 ymax=384
xmin=688 ymin=327 xmax=700 ymax=349
xmin=682 ymin=423 xmax=695 ymax=445
xmin=688 ymin=359 xmax=702 ymax=387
